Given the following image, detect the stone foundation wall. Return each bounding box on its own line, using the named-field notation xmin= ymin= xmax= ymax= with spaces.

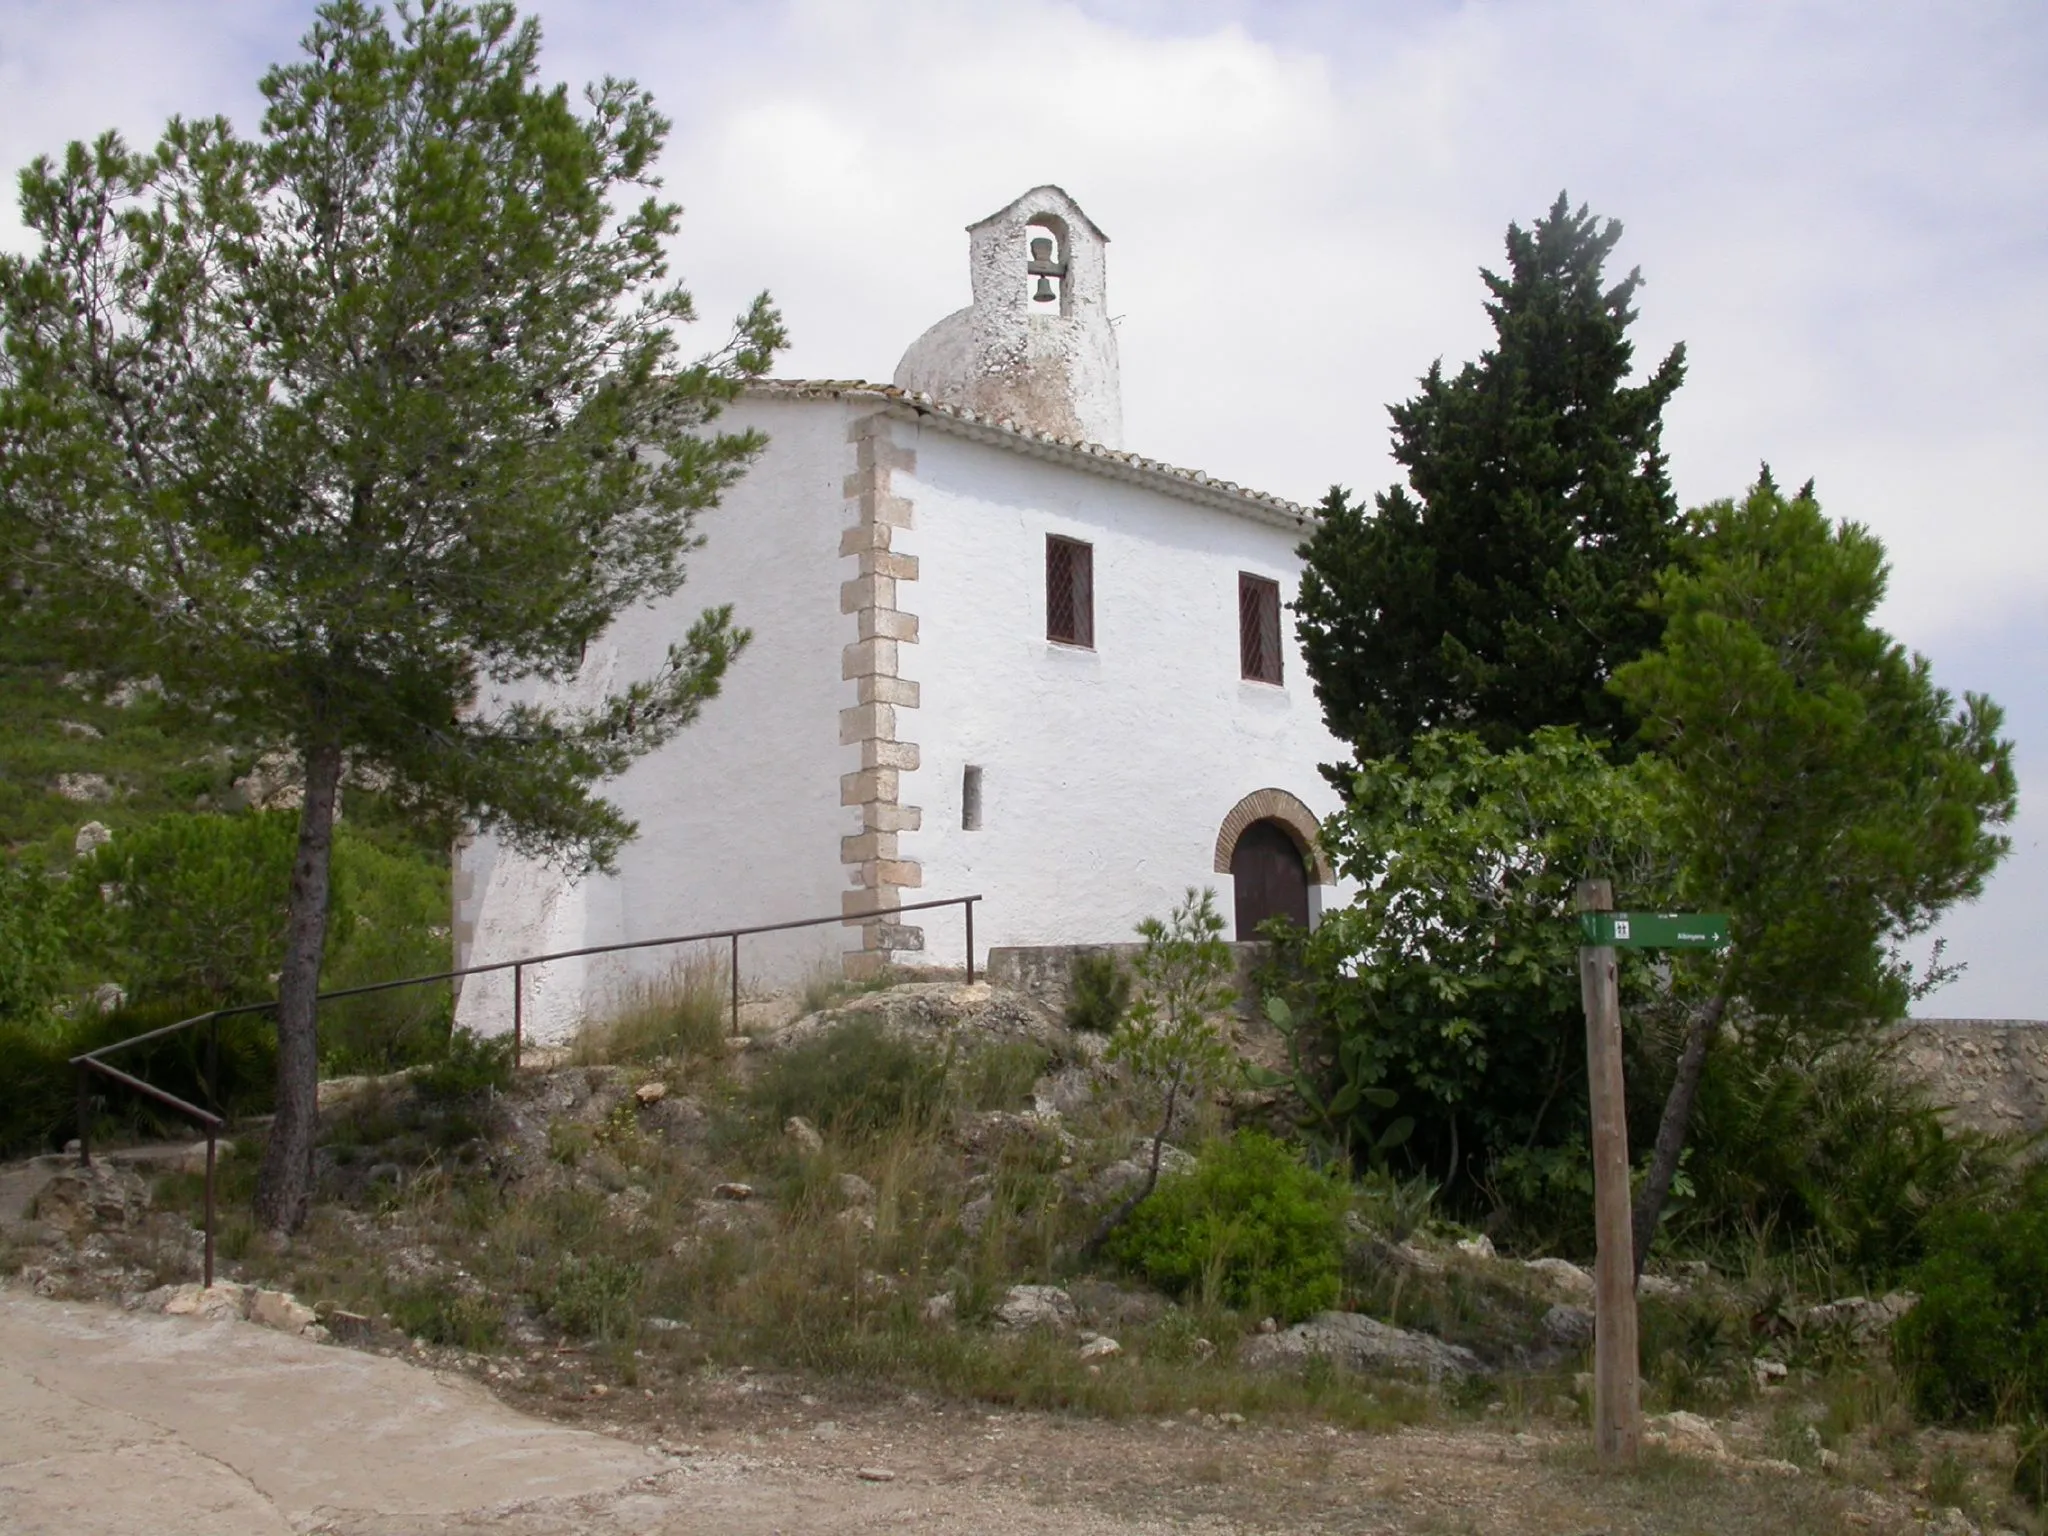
xmin=1893 ymin=1019 xmax=2048 ymax=1138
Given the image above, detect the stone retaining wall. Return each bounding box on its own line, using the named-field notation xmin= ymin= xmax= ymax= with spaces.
xmin=1893 ymin=1019 xmax=2048 ymax=1138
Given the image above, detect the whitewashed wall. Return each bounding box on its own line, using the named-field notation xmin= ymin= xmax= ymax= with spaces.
xmin=892 ymin=426 xmax=1355 ymax=966
xmin=454 ymin=395 xmax=860 ymax=1043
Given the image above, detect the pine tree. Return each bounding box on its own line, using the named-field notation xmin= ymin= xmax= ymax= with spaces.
xmin=0 ymin=1 xmax=784 ymax=1229
xmin=1295 ymin=195 xmax=1686 ymax=764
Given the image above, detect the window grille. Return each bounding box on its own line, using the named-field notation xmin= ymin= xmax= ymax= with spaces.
xmin=962 ymin=765 xmax=984 ymax=831
xmin=1046 ymin=536 xmax=1094 ymax=647
xmin=1239 ymin=573 xmax=1282 ymax=684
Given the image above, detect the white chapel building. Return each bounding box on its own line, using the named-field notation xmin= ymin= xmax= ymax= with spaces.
xmin=454 ymin=186 xmax=1351 ymax=1042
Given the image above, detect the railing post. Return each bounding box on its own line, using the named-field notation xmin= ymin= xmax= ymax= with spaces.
xmin=512 ymin=962 xmax=523 ymax=1068
xmin=730 ymin=933 xmax=740 ymax=1035
xmin=965 ymin=898 xmax=976 ymax=984
xmin=207 ymin=1013 xmax=221 ymax=1122
xmin=203 ymin=1129 xmax=217 ymax=1289
xmin=75 ymin=1064 xmax=91 ymax=1166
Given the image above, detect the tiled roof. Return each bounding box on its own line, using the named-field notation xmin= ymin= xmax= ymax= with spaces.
xmin=747 ymin=379 xmax=1313 ymax=530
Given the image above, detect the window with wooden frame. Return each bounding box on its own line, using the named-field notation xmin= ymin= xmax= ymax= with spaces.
xmin=1239 ymin=573 xmax=1283 ymax=684
xmin=1046 ymin=535 xmax=1094 ymax=648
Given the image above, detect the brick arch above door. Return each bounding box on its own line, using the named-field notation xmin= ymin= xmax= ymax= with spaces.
xmin=1212 ymin=788 xmax=1333 ymax=884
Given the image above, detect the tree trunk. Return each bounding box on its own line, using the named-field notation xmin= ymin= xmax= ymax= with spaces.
xmin=1629 ymin=991 xmax=1730 ymax=1277
xmin=253 ymin=736 xmax=344 ymax=1234
xmin=1080 ymin=1068 xmax=1184 ymax=1258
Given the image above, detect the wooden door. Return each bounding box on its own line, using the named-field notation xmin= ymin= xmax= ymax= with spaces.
xmin=1231 ymin=819 xmax=1310 ymax=939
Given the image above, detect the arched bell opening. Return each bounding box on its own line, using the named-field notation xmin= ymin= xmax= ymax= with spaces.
xmin=1025 ymin=214 xmax=1071 ymax=316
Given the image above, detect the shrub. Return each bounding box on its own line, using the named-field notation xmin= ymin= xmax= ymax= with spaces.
xmin=1678 ymin=1033 xmax=2011 ymax=1280
xmin=544 ymin=1253 xmax=641 ymax=1341
xmin=317 ymin=832 xmax=453 ymax=1074
xmin=748 ymin=1017 xmax=947 ymax=1140
xmin=390 ymin=1284 xmax=504 ymax=1350
xmin=0 ymin=857 xmax=68 ymax=1035
xmin=1107 ymin=1130 xmax=1348 ymax=1323
xmin=1 ymin=995 xmax=279 ymax=1157
xmin=1064 ymin=951 xmax=1130 ymax=1034
xmin=1897 ymin=1165 xmax=2048 ymax=1425
xmin=411 ymin=1027 xmax=513 ymax=1105
xmin=68 ymin=811 xmax=304 ymax=1007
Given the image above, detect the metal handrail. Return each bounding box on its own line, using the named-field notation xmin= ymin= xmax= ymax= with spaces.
xmin=69 ymin=893 xmax=984 ymax=1286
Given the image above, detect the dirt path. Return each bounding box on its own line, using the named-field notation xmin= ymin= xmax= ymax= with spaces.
xmin=0 ymin=1289 xmax=1918 ymax=1535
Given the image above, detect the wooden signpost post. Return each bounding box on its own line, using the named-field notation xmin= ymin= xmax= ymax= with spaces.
xmin=1574 ymin=882 xmax=1729 ymax=1469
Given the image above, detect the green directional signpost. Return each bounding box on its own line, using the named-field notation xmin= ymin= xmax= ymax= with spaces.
xmin=1574 ymin=883 xmax=1731 ymax=1468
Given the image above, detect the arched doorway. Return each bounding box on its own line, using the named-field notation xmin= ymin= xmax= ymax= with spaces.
xmin=1230 ymin=819 xmax=1311 ymax=939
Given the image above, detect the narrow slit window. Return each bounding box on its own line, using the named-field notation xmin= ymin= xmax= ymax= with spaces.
xmin=962 ymin=765 xmax=983 ymax=831
xmin=1239 ymin=573 xmax=1282 ymax=684
xmin=1046 ymin=535 xmax=1094 ymax=647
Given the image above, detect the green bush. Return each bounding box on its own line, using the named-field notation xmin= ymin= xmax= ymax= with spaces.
xmin=68 ymin=811 xmax=304 ymax=1007
xmin=1064 ymin=951 xmax=1130 ymax=1034
xmin=1678 ymin=1034 xmax=2010 ymax=1280
xmin=1107 ymin=1130 xmax=1349 ymax=1323
xmin=0 ymin=857 xmax=68 ymax=1034
xmin=748 ymin=1017 xmax=947 ymax=1140
xmin=543 ymin=1253 xmax=641 ymax=1341
xmin=411 ymin=1027 xmax=513 ymax=1105
xmin=1896 ymin=1165 xmax=2048 ymax=1425
xmin=318 ymin=832 xmax=453 ymax=1074
xmin=390 ymin=1284 xmax=504 ymax=1350
xmin=0 ymin=996 xmax=278 ymax=1157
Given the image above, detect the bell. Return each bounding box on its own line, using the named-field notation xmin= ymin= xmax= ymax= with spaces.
xmin=1026 ymin=234 xmax=1064 ymax=303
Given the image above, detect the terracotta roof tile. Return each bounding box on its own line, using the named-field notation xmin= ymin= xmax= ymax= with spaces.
xmin=747 ymin=379 xmax=1311 ymax=529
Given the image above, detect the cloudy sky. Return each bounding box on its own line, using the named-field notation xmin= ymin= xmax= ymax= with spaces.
xmin=4 ymin=1 xmax=2042 ymax=1015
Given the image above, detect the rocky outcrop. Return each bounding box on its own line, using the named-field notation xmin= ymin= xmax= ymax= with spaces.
xmin=763 ymin=981 xmax=1066 ymax=1056
xmin=1238 ymin=1311 xmax=1484 ymax=1381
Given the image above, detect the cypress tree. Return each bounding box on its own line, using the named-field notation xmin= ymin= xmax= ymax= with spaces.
xmin=1296 ymin=194 xmax=1686 ymax=765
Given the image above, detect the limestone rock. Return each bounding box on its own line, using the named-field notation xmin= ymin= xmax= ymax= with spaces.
xmin=54 ymin=773 xmax=113 ymax=803
xmin=249 ymin=1288 xmax=319 ymax=1335
xmin=33 ymin=1161 xmax=150 ymax=1236
xmin=58 ymin=720 xmax=103 ymax=740
xmin=922 ymin=1292 xmax=957 ymax=1324
xmin=712 ymin=1182 xmax=755 ymax=1202
xmin=74 ymin=820 xmax=112 ymax=856
xmin=1522 ymin=1256 xmax=1595 ymax=1300
xmin=1065 ymin=1277 xmax=1168 ymax=1329
xmin=1454 ymin=1234 xmax=1495 ymax=1260
xmin=1646 ymin=1410 xmax=1727 ymax=1460
xmin=1801 ymin=1292 xmax=1918 ymax=1343
xmin=633 ymin=1081 xmax=667 ymax=1105
xmin=1541 ymin=1304 xmax=1595 ymax=1349
xmin=769 ymin=981 xmax=1066 ymax=1056
xmin=837 ymin=1173 xmax=876 ymax=1207
xmin=104 ymin=675 xmax=163 ymax=708
xmin=994 ymin=1284 xmax=1076 ymax=1331
xmin=785 ymin=1116 xmax=825 ymax=1154
xmin=1087 ymin=1144 xmax=1195 ymax=1203
xmin=1077 ymin=1334 xmax=1122 ymax=1360
xmin=1238 ymin=1311 xmax=1484 ymax=1382
xmin=160 ymin=1282 xmax=253 ymax=1321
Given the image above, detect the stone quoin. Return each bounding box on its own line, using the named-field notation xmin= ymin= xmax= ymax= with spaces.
xmin=453 ymin=186 xmax=1354 ymax=1043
